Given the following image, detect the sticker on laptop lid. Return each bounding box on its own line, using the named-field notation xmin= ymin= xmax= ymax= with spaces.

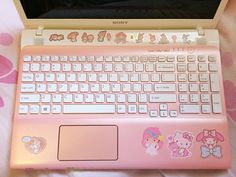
xmin=67 ymin=32 xmax=79 ymax=42
xmin=142 ymin=127 xmax=164 ymax=156
xmin=22 ymin=136 xmax=46 ymax=154
xmin=168 ymin=131 xmax=193 ymax=158
xmin=49 ymin=34 xmax=64 ymax=41
xmin=196 ymin=129 xmax=224 ymax=159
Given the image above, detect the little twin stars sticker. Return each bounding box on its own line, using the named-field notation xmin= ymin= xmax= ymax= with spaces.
xmin=22 ymin=136 xmax=46 ymax=154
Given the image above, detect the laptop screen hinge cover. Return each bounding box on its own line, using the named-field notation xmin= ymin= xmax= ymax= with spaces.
xmin=196 ymin=26 xmax=207 ymax=45
xmin=34 ymin=26 xmax=44 ymax=45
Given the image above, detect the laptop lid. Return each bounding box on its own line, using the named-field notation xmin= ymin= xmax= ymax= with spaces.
xmin=14 ymin=0 xmax=228 ymax=29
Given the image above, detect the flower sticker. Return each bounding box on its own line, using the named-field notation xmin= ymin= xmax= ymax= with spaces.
xmin=22 ymin=136 xmax=47 ymax=154
xmin=142 ymin=127 xmax=164 ymax=156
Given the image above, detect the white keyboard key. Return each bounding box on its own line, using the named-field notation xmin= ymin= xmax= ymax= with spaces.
xmin=109 ymin=74 xmax=118 ymax=82
xmin=154 ymin=84 xmax=176 ymax=92
xmin=23 ymin=63 xmax=30 ymax=71
xmin=188 ymin=73 xmax=198 ymax=82
xmin=41 ymin=94 xmax=51 ymax=103
xmin=41 ymin=63 xmax=50 ymax=72
xmin=160 ymin=111 xmax=168 ymax=117
xmin=115 ymin=64 xmax=123 ymax=72
xmin=96 ymin=56 xmax=104 ymax=62
xmin=187 ymin=55 xmax=196 ymax=62
xmin=117 ymin=94 xmax=126 ymax=103
xmin=80 ymin=84 xmax=89 ymax=92
xmin=151 ymin=74 xmax=160 ymax=82
xmin=57 ymin=73 xmax=66 ymax=82
xmin=60 ymin=56 xmax=68 ymax=62
xmin=156 ymin=63 xmax=175 ymax=72
xmin=35 ymin=73 xmax=44 ymax=82
xmin=177 ymin=64 xmax=186 ymax=72
xmin=199 ymin=73 xmax=209 ymax=82
xmin=85 ymin=94 xmax=94 ymax=103
xmin=19 ymin=105 xmax=28 ymax=114
xmin=94 ymin=63 xmax=103 ymax=72
xmin=149 ymin=110 xmax=158 ymax=117
xmin=200 ymin=84 xmax=209 ymax=92
xmin=104 ymin=63 xmax=113 ymax=72
xmin=87 ymin=56 xmax=95 ymax=62
xmin=23 ymin=55 xmax=31 ymax=62
xmin=128 ymin=94 xmax=137 ymax=103
xmin=48 ymin=84 xmax=57 ymax=92
xmin=169 ymin=110 xmax=178 ymax=117
xmin=160 ymin=104 xmax=168 ymax=111
xmin=63 ymin=104 xmax=115 ymax=114
xmin=41 ymin=105 xmax=51 ymax=114
xmin=69 ymin=56 xmax=77 ymax=62
xmin=63 ymin=94 xmax=73 ymax=103
xmin=104 ymin=56 xmax=113 ymax=62
xmin=122 ymin=84 xmax=131 ymax=92
xmin=95 ymin=94 xmax=105 ymax=103
xmin=150 ymin=94 xmax=176 ymax=103
xmin=198 ymin=55 xmax=207 ymax=62
xmin=202 ymin=105 xmax=211 ymax=114
xmin=33 ymin=56 xmax=41 ymax=62
xmin=128 ymin=105 xmax=137 ymax=114
xmin=72 ymin=64 xmax=82 ymax=72
xmin=212 ymin=94 xmax=222 ymax=113
xmin=112 ymin=84 xmax=121 ymax=92
xmin=52 ymin=94 xmax=62 ymax=103
xmin=20 ymin=94 xmax=40 ymax=103
xmin=88 ymin=74 xmax=97 ymax=82
xmin=190 ymin=94 xmax=199 ymax=103
xmin=99 ymin=74 xmax=108 ymax=82
xmin=120 ymin=73 xmax=128 ymax=82
xmin=130 ymin=56 xmax=139 ymax=62
xmin=178 ymin=83 xmax=188 ymax=92
xmin=139 ymin=105 xmax=148 ymax=114
xmin=29 ymin=105 xmax=40 ymax=114
xmin=125 ymin=63 xmax=133 ymax=72
xmin=59 ymin=84 xmax=68 ymax=92
xmin=198 ymin=63 xmax=208 ymax=72
xmin=180 ymin=105 xmax=200 ymax=113
xmin=52 ymin=105 xmax=62 ymax=114
xmin=178 ymin=73 xmax=187 ymax=82
xmin=46 ymin=73 xmax=55 ymax=82
xmin=139 ymin=94 xmax=147 ymax=103
xmin=77 ymin=74 xmax=86 ymax=82
xmin=84 ymin=64 xmax=92 ymax=72
xmin=177 ymin=55 xmax=185 ymax=62
xmin=146 ymin=63 xmax=154 ymax=72
xmin=162 ymin=74 xmax=175 ymax=82
xmin=31 ymin=63 xmax=40 ymax=71
xmin=91 ymin=84 xmax=100 ymax=92
xmin=130 ymin=74 xmax=139 ymax=82
xmin=133 ymin=84 xmax=142 ymax=92
xmin=37 ymin=84 xmax=46 ymax=92
xmin=157 ymin=56 xmax=165 ymax=62
xmin=62 ymin=63 xmax=71 ymax=72
xmin=123 ymin=56 xmax=130 ymax=62
xmin=208 ymin=55 xmax=217 ymax=62
xmin=78 ymin=56 xmax=86 ymax=62
xmin=179 ymin=94 xmax=188 ymax=103
xmin=42 ymin=56 xmax=50 ymax=62
xmin=52 ymin=63 xmax=61 ymax=72
xmin=51 ymin=56 xmax=59 ymax=61
xmin=107 ymin=94 xmax=116 ymax=103
xmin=117 ymin=105 xmax=126 ymax=114
xmin=189 ymin=83 xmax=198 ymax=92
xmin=201 ymin=94 xmax=210 ymax=103
xmin=210 ymin=73 xmax=220 ymax=92
xmin=144 ymin=84 xmax=152 ymax=92
xmin=167 ymin=56 xmax=175 ymax=62
xmin=74 ymin=94 xmax=84 ymax=103
xmin=22 ymin=73 xmax=34 ymax=82
xmin=135 ymin=64 xmax=144 ymax=72
xmin=101 ymin=84 xmax=110 ymax=92
xmin=67 ymin=73 xmax=76 ymax=82
xmin=209 ymin=63 xmax=217 ymax=72
xmin=141 ymin=74 xmax=149 ymax=82
xmin=21 ymin=84 xmax=36 ymax=92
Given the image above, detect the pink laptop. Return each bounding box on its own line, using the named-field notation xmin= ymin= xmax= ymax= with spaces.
xmin=11 ymin=0 xmax=231 ymax=169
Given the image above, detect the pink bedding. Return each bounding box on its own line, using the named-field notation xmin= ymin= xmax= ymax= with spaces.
xmin=0 ymin=0 xmax=236 ymax=177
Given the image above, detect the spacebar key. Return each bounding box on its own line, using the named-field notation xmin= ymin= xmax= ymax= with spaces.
xmin=63 ymin=104 xmax=115 ymax=114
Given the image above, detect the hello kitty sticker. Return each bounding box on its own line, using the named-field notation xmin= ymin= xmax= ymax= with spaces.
xmin=168 ymin=131 xmax=193 ymax=158
xmin=196 ymin=129 xmax=224 ymax=159
xmin=22 ymin=136 xmax=46 ymax=154
xmin=142 ymin=127 xmax=164 ymax=156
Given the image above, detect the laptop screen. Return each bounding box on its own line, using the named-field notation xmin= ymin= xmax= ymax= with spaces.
xmin=20 ymin=0 xmax=221 ymax=19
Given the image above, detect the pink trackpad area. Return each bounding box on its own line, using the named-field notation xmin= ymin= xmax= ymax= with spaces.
xmin=58 ymin=125 xmax=118 ymax=161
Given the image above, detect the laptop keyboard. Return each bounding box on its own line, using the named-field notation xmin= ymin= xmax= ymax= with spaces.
xmin=18 ymin=47 xmax=222 ymax=118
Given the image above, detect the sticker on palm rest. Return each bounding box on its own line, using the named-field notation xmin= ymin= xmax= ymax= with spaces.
xmin=22 ymin=136 xmax=46 ymax=154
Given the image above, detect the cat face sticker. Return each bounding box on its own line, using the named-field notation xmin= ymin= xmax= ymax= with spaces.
xmin=81 ymin=32 xmax=94 ymax=43
xmin=142 ymin=127 xmax=164 ymax=156
xmin=49 ymin=34 xmax=64 ymax=41
xmin=22 ymin=136 xmax=46 ymax=154
xmin=196 ymin=129 xmax=224 ymax=159
xmin=67 ymin=32 xmax=79 ymax=42
xmin=114 ymin=32 xmax=127 ymax=44
xmin=168 ymin=131 xmax=193 ymax=158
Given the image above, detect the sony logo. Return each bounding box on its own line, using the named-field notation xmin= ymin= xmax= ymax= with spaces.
xmin=112 ymin=21 xmax=128 ymax=25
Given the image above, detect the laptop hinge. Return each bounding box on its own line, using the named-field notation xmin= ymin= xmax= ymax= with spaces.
xmin=34 ymin=26 xmax=44 ymax=45
xmin=196 ymin=26 xmax=207 ymax=45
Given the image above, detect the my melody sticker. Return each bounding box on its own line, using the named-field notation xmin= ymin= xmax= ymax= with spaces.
xmin=142 ymin=127 xmax=164 ymax=156
xmin=22 ymin=136 xmax=46 ymax=154
xmin=168 ymin=131 xmax=193 ymax=158
xmin=196 ymin=129 xmax=224 ymax=159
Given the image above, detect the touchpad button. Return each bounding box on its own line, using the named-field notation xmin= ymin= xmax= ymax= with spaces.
xmin=58 ymin=125 xmax=118 ymax=161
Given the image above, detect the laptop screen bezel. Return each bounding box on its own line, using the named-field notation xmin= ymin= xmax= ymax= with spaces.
xmin=14 ymin=0 xmax=228 ymax=29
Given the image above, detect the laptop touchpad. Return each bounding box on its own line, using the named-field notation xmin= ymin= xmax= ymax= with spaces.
xmin=58 ymin=125 xmax=118 ymax=161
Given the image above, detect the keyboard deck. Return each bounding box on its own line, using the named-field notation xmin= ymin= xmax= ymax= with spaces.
xmin=17 ymin=46 xmax=224 ymax=118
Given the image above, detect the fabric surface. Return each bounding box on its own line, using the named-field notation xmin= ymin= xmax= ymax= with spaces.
xmin=0 ymin=0 xmax=236 ymax=177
